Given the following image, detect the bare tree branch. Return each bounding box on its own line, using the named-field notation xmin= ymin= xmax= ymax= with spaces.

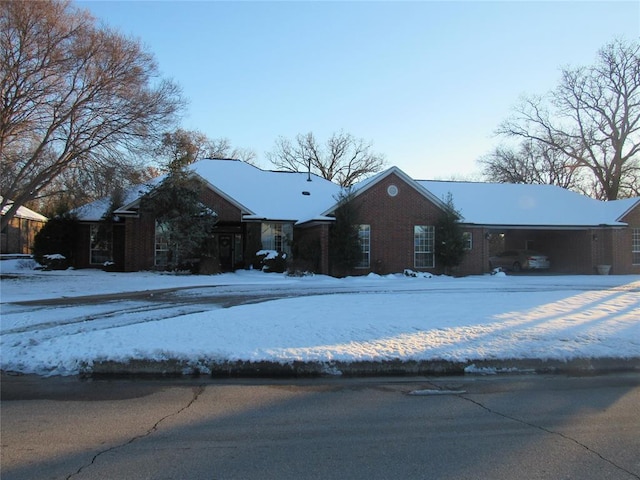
xmin=0 ymin=0 xmax=184 ymax=228
xmin=479 ymin=141 xmax=587 ymax=193
xmin=155 ymin=128 xmax=257 ymax=172
xmin=493 ymin=39 xmax=639 ymax=199
xmin=266 ymin=130 xmax=386 ymax=186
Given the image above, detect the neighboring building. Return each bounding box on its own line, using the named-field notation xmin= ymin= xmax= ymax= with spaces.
xmin=70 ymin=159 xmax=640 ymax=276
xmin=0 ymin=198 xmax=48 ymax=255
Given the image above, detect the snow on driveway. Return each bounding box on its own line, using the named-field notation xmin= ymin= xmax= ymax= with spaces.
xmin=1 ymin=259 xmax=639 ymax=376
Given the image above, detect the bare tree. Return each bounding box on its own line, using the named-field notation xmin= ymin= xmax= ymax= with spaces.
xmin=0 ymin=0 xmax=184 ymax=230
xmin=156 ymin=129 xmax=257 ymax=171
xmin=204 ymin=136 xmax=257 ymax=164
xmin=267 ymin=131 xmax=386 ymax=187
xmin=39 ymin=161 xmax=159 ymax=213
xmin=495 ymin=39 xmax=640 ymax=200
xmin=479 ymin=140 xmax=587 ymax=192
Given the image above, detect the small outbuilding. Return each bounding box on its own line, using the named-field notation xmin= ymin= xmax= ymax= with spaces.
xmin=1 ymin=197 xmax=48 ymax=255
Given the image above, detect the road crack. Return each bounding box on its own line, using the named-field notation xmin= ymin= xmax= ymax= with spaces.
xmin=459 ymin=394 xmax=640 ymax=479
xmin=66 ymin=385 xmax=205 ymax=480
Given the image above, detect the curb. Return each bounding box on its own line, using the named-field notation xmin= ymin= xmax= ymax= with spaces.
xmin=87 ymin=357 xmax=640 ymax=378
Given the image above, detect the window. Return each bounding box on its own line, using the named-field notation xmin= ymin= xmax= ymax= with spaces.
xmin=463 ymin=231 xmax=473 ymax=250
xmin=633 ymin=228 xmax=640 ymax=265
xmin=261 ymin=223 xmax=292 ymax=255
xmin=233 ymin=233 xmax=243 ymax=267
xmin=155 ymin=220 xmax=171 ymax=267
xmin=357 ymin=224 xmax=371 ymax=268
xmin=414 ymin=225 xmax=434 ymax=268
xmin=90 ymin=224 xmax=112 ymax=265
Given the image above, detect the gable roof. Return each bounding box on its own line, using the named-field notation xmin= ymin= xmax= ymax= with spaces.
xmin=419 ymin=180 xmax=634 ymax=228
xmin=73 ymin=180 xmax=161 ymax=222
xmin=74 ymin=159 xmax=342 ymax=225
xmin=189 ymin=159 xmax=341 ymax=224
xmin=0 ymin=197 xmax=47 ymax=222
xmin=322 ymin=166 xmax=448 ymax=216
xmin=602 ymin=197 xmax=640 ymax=222
xmin=70 ymin=160 xmax=639 ymax=229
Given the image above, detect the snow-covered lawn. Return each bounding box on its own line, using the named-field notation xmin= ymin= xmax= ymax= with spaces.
xmin=1 ymin=259 xmax=639 ymax=377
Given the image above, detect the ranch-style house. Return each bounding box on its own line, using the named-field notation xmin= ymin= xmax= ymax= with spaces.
xmin=70 ymin=158 xmax=640 ymax=276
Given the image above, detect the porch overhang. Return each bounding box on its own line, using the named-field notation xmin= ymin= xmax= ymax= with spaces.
xmin=241 ymin=215 xmax=336 ymax=226
xmin=463 ymin=223 xmax=627 ymax=231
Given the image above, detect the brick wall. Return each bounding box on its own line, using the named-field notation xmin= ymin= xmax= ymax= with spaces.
xmin=123 ymin=215 xmax=155 ymax=271
xmin=343 ymin=173 xmax=444 ymax=275
xmin=293 ymin=223 xmax=330 ymax=274
xmin=199 ymin=188 xmax=244 ymax=223
xmin=613 ymin=202 xmax=640 ymax=274
xmin=73 ymin=224 xmax=91 ymax=269
xmin=120 ymin=184 xmax=245 ymax=272
xmin=457 ymin=228 xmax=490 ymax=275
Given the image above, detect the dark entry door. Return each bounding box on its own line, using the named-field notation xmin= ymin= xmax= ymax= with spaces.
xmin=218 ymin=234 xmax=233 ymax=271
xmin=112 ymin=225 xmax=125 ymax=271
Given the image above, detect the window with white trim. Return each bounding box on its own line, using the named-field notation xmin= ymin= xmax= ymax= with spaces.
xmin=633 ymin=228 xmax=640 ymax=265
xmin=414 ymin=225 xmax=435 ymax=268
xmin=90 ymin=224 xmax=112 ymax=265
xmin=261 ymin=223 xmax=292 ymax=255
xmin=356 ymin=224 xmax=371 ymax=268
xmin=463 ymin=231 xmax=473 ymax=250
xmin=155 ymin=220 xmax=171 ymax=267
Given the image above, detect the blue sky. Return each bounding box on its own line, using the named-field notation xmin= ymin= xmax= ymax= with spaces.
xmin=79 ymin=1 xmax=639 ymax=180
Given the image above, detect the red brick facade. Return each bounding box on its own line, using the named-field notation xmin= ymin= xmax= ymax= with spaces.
xmin=117 ymin=186 xmax=249 ymax=272
xmin=71 ymin=170 xmax=640 ymax=277
xmin=613 ymin=204 xmax=640 ymax=274
xmin=340 ymin=172 xmax=446 ymax=275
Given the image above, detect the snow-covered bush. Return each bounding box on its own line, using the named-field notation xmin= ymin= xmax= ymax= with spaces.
xmin=404 ymin=269 xmax=433 ymax=278
xmin=255 ymin=250 xmax=288 ymax=273
xmin=41 ymin=254 xmax=69 ymax=270
xmin=33 ymin=212 xmax=78 ymax=266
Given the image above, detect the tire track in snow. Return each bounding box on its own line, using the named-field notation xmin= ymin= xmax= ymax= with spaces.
xmin=2 ymin=302 xmax=213 ymax=346
xmin=2 ymin=302 xmax=199 ymax=334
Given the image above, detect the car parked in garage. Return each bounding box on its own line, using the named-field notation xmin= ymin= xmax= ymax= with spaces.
xmin=489 ymin=250 xmax=550 ymax=272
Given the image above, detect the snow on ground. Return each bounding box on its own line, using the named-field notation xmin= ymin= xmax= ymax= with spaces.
xmin=1 ymin=258 xmax=639 ymax=376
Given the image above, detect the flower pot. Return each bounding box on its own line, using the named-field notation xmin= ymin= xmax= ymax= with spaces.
xmin=596 ymin=264 xmax=611 ymax=275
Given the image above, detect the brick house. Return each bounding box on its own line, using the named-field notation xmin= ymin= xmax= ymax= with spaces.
xmin=72 ymin=159 xmax=341 ymax=273
xmin=71 ymin=159 xmax=640 ymax=276
xmin=1 ymin=197 xmax=47 ymax=255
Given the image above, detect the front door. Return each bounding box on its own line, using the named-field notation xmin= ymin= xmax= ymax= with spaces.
xmin=218 ymin=234 xmax=233 ymax=271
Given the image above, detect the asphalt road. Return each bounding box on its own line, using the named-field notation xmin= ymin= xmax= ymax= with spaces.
xmin=1 ymin=373 xmax=639 ymax=480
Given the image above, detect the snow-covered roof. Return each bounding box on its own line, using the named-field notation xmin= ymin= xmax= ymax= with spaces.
xmin=602 ymin=197 xmax=640 ymax=222
xmin=0 ymin=197 xmax=47 ymax=222
xmin=73 ymin=181 xmax=159 ymax=221
xmin=70 ymin=160 xmax=639 ymax=228
xmin=75 ymin=159 xmax=342 ymax=225
xmin=419 ymin=180 xmax=632 ymax=227
xmin=189 ymin=159 xmax=341 ymax=224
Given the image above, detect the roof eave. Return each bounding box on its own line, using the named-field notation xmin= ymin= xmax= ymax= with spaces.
xmin=321 ymin=166 xmax=448 ymax=216
xmin=470 ymin=223 xmax=628 ymax=230
xmin=615 ymin=198 xmax=640 ymax=222
xmin=189 ymin=172 xmax=255 ymax=216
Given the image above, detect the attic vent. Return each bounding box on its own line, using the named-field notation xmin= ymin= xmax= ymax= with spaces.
xmin=302 ymin=191 xmax=311 ymax=196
